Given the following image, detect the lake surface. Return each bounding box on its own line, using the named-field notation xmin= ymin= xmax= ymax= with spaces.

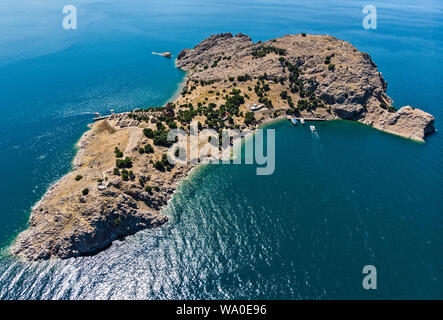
xmin=0 ymin=0 xmax=441 ymax=299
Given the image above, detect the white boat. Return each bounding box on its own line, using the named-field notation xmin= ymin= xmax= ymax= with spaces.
xmin=310 ymin=125 xmax=316 ymax=132
xmin=250 ymin=104 xmax=264 ymax=112
xmin=300 ymin=119 xmax=305 ymax=125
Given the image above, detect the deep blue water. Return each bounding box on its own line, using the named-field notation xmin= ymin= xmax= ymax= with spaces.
xmin=0 ymin=0 xmax=441 ymax=299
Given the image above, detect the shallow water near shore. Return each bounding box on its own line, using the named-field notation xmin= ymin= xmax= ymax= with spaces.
xmin=0 ymin=0 xmax=442 ymax=299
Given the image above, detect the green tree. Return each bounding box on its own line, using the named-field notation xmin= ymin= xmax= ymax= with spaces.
xmin=244 ymin=112 xmax=255 ymax=125
xmin=116 ymin=157 xmax=132 ymax=169
xmin=144 ymin=144 xmax=154 ymax=154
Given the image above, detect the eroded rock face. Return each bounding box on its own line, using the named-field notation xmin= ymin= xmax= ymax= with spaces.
xmin=10 ymin=119 xmax=188 ymax=261
xmin=177 ymin=33 xmax=435 ymax=141
xmin=11 ymin=179 xmax=168 ymax=261
xmin=368 ymin=106 xmax=435 ymax=142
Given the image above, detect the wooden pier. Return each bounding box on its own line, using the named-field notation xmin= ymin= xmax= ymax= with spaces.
xmin=93 ymin=115 xmax=111 ymax=122
xmin=286 ymin=116 xmax=326 ymax=122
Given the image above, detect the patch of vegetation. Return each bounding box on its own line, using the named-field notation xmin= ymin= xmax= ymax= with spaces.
xmin=82 ymin=188 xmax=89 ymax=196
xmin=280 ymin=91 xmax=288 ymax=100
xmin=328 ymin=64 xmax=335 ymax=71
xmin=121 ymin=169 xmax=131 ymax=181
xmin=380 ymin=102 xmax=397 ymax=113
xmin=114 ymin=147 xmax=123 ymax=158
xmin=113 ymin=217 xmax=122 ymax=226
xmin=143 ymin=128 xmax=154 ymax=139
xmin=244 ymin=112 xmax=255 ymax=125
xmin=252 ymin=45 xmax=287 ymax=58
xmin=116 ymin=157 xmax=133 ymax=169
xmin=237 ymin=74 xmax=252 ymax=82
xmin=211 ymin=56 xmax=222 ymax=68
xmin=258 ymin=97 xmax=273 ymax=109
xmin=154 ymin=160 xmax=165 ymax=172
xmin=144 ymin=185 xmax=153 ymax=194
xmin=388 ymin=106 xmax=397 ymax=113
xmin=324 ymin=54 xmax=335 ymax=65
xmin=153 ymin=154 xmax=172 ymax=172
xmin=144 ymin=144 xmax=154 ymax=153
xmin=75 ymin=175 xmax=83 ymax=181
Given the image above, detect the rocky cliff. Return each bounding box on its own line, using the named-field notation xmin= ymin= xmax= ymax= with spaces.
xmin=176 ymin=33 xmax=435 ymax=141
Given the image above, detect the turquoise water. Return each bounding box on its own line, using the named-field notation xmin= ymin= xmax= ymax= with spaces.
xmin=0 ymin=0 xmax=441 ymax=299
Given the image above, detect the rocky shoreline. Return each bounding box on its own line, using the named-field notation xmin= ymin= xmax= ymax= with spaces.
xmin=11 ymin=33 xmax=435 ymax=261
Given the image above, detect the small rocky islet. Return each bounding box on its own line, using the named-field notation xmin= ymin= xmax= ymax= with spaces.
xmin=11 ymin=33 xmax=435 ymax=261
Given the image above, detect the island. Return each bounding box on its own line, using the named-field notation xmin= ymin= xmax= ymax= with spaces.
xmin=11 ymin=33 xmax=435 ymax=261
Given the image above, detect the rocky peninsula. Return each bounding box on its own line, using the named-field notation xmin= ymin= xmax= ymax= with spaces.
xmin=11 ymin=33 xmax=435 ymax=261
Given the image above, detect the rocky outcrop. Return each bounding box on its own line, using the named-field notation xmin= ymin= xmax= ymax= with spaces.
xmin=12 ymin=179 xmax=167 ymax=260
xmin=177 ymin=33 xmax=435 ymax=142
xmin=365 ymin=106 xmax=435 ymax=141
xmin=11 ymin=118 xmax=191 ymax=261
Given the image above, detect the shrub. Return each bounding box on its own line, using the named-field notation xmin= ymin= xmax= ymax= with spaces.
xmin=324 ymin=54 xmax=334 ymax=65
xmin=114 ymin=147 xmax=123 ymax=158
xmin=144 ymin=144 xmax=154 ymax=154
xmin=387 ymin=105 xmax=397 ymax=113
xmin=143 ymin=128 xmax=154 ymax=139
xmin=145 ymin=185 xmax=153 ymax=194
xmin=252 ymin=45 xmax=287 ymax=58
xmin=280 ymin=91 xmax=288 ymax=100
xmin=244 ymin=112 xmax=255 ymax=125
xmin=116 ymin=157 xmax=132 ymax=169
xmin=168 ymin=120 xmax=177 ymax=129
xmin=154 ymin=186 xmax=160 ymax=192
xmin=328 ymin=64 xmax=335 ymax=71
xmin=154 ymin=160 xmax=165 ymax=172
xmin=82 ymin=188 xmax=89 ymax=196
xmin=237 ymin=74 xmax=251 ymax=82
xmin=75 ymin=175 xmax=83 ymax=181
xmin=121 ymin=169 xmax=129 ymax=181
xmin=113 ymin=167 xmax=120 ymax=175
xmin=113 ymin=217 xmax=122 ymax=226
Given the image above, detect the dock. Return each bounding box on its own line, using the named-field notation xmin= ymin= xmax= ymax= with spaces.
xmin=286 ymin=116 xmax=326 ymax=122
xmin=93 ymin=115 xmax=111 ymax=122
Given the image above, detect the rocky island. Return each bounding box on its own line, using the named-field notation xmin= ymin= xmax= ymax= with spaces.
xmin=11 ymin=33 xmax=435 ymax=261
xmin=152 ymin=51 xmax=172 ymax=58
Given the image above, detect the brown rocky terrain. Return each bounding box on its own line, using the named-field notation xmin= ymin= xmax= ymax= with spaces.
xmin=11 ymin=33 xmax=435 ymax=261
xmin=176 ymin=33 xmax=435 ymax=141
